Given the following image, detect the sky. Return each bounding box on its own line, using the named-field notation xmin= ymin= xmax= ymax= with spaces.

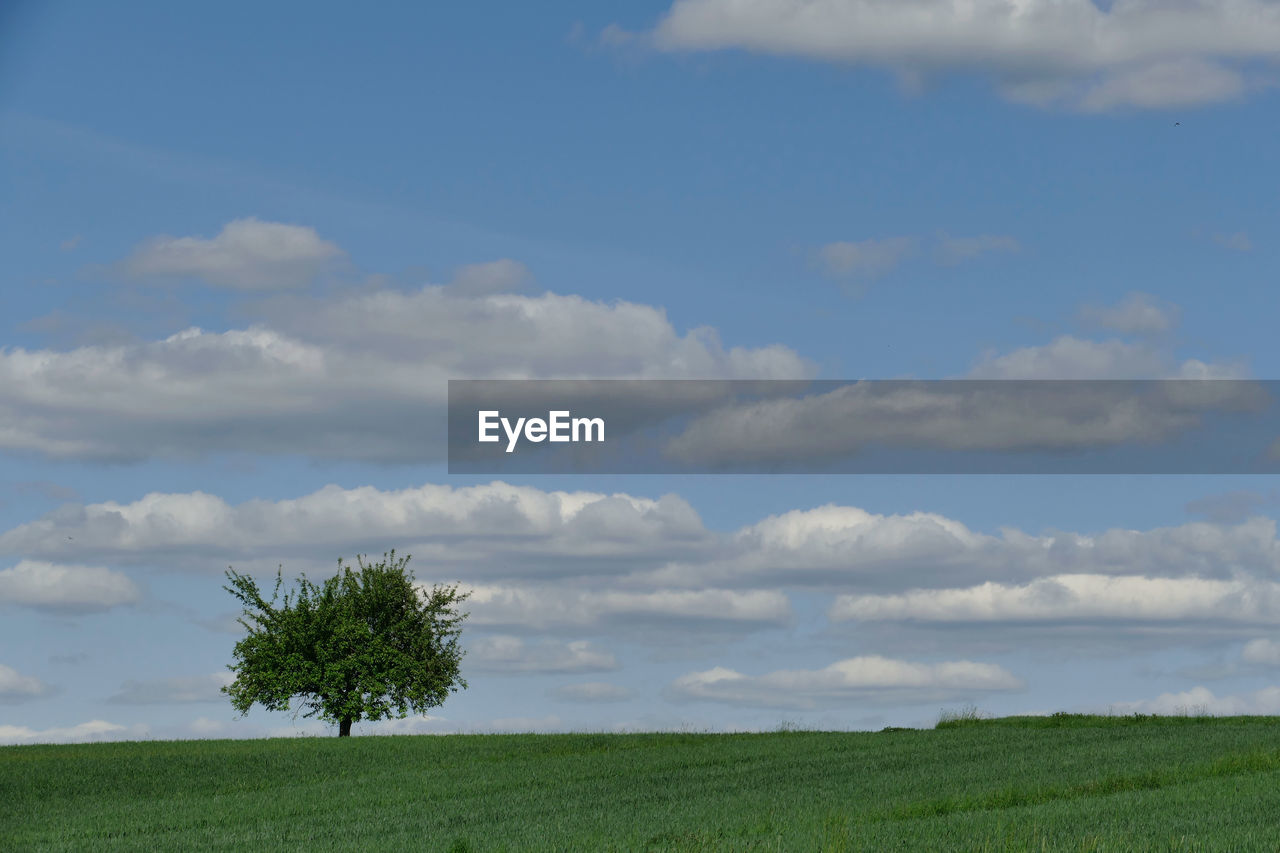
xmin=2 ymin=0 xmax=1280 ymax=743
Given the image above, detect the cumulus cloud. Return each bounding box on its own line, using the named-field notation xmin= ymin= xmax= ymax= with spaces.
xmin=814 ymin=233 xmax=1018 ymax=282
xmin=11 ymin=480 xmax=1280 ymax=604
xmin=250 ymin=286 xmax=811 ymax=381
xmin=661 ymin=377 xmax=1266 ymax=470
xmin=466 ymin=636 xmax=619 ymax=674
xmin=463 ymin=583 xmax=792 ymax=630
xmin=1110 ymin=685 xmax=1280 ymax=716
xmin=0 ymin=560 xmax=141 ymax=613
xmin=0 ymin=719 xmax=150 ymax=745
xmin=446 ymin=259 xmax=531 ymax=296
xmin=119 ymin=218 xmax=345 ymax=290
xmin=967 ymin=336 xmax=1239 ymax=379
xmin=831 ymin=574 xmax=1280 ymax=628
xmin=106 ymin=673 xmax=234 ymax=704
xmin=49 ymin=652 xmax=89 ymax=665
xmin=813 ymin=237 xmax=914 ymax=281
xmin=1213 ymin=232 xmax=1253 ymax=252
xmin=0 ymin=482 xmax=713 ymax=576
xmin=1241 ymin=637 xmax=1280 ymax=666
xmin=646 ymin=504 xmax=1010 ymax=590
xmin=0 ymin=279 xmax=810 ymax=462
xmin=0 ymin=664 xmax=54 ymax=703
xmin=667 ymin=655 xmax=1023 ymax=709
xmin=188 ymin=716 xmax=237 ymax=737
xmin=626 ymin=297 xmax=1251 ymax=474
xmin=645 ymin=0 xmax=1280 ymax=111
xmin=476 ymin=715 xmax=566 ymax=733
xmin=645 ymin=508 xmax=1280 ymax=591
xmin=360 ymin=715 xmax=451 ymax=735
xmin=12 ymin=481 xmax=79 ymax=502
xmin=934 ymin=233 xmax=1020 ymax=266
xmin=1185 ymin=490 xmax=1277 ymax=524
xmin=551 ymin=682 xmax=635 ymax=703
xmin=1071 ymin=57 xmax=1252 ymax=111
xmin=1078 ymin=293 xmax=1181 ymax=336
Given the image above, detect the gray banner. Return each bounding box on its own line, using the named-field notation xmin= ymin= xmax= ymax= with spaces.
xmin=447 ymin=379 xmax=1280 ymax=474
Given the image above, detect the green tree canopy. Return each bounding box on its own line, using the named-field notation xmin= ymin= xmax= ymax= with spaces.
xmin=222 ymin=550 xmax=468 ymax=736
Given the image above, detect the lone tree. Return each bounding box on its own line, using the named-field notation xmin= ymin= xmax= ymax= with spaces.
xmin=222 ymin=550 xmax=468 ymax=737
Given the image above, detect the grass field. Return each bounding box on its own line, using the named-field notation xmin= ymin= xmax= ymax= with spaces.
xmin=4 ymin=714 xmax=1280 ymax=851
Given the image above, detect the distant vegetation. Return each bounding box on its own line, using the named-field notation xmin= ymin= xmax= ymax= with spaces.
xmin=5 ymin=715 xmax=1280 ymax=850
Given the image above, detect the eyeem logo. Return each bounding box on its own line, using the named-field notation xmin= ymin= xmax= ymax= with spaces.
xmin=478 ymin=410 xmax=605 ymax=453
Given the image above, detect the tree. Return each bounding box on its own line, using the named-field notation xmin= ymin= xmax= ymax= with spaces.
xmin=222 ymin=550 xmax=468 ymax=737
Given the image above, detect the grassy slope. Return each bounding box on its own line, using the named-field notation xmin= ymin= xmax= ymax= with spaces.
xmin=4 ymin=715 xmax=1280 ymax=851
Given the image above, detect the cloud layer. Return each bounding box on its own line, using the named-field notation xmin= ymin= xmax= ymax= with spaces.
xmin=466 ymin=637 xmax=619 ymax=674
xmin=661 ymin=378 xmax=1266 ymax=471
xmin=106 ymin=673 xmax=234 ymax=705
xmin=647 ymin=0 xmax=1280 ymax=110
xmin=0 ymin=482 xmax=713 ymax=575
xmin=120 ymin=217 xmax=345 ymax=290
xmin=4 ymin=226 xmax=811 ymax=462
xmin=0 ymin=663 xmax=54 ymax=703
xmin=0 ymin=560 xmax=141 ymax=613
xmin=668 ymin=655 xmax=1023 ymax=709
xmin=831 ymin=574 xmax=1280 ymax=629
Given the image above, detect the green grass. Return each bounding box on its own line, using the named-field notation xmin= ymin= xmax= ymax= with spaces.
xmin=4 ymin=715 xmax=1280 ymax=851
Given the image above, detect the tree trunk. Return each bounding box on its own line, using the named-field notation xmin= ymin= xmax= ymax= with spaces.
xmin=339 ymin=718 xmax=353 ymax=737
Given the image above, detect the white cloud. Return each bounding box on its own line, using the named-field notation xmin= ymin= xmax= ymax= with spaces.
xmin=831 ymin=574 xmax=1280 ymax=626
xmin=360 ymin=715 xmax=449 ymax=735
xmin=668 ymin=655 xmax=1023 ymax=709
xmin=49 ymin=652 xmax=89 ymax=665
xmin=189 ymin=716 xmax=236 ymax=736
xmin=477 ymin=715 xmax=564 ymax=733
xmin=13 ymin=481 xmax=79 ymax=502
xmin=967 ymin=335 xmax=1239 ymax=379
xmin=446 ymin=259 xmax=531 ymax=296
xmin=0 ymin=482 xmax=713 ymax=576
xmin=1213 ymin=232 xmax=1253 ymax=252
xmin=120 ymin=217 xmax=345 ymax=290
xmin=1110 ymin=685 xmax=1280 ymax=716
xmin=0 ymin=719 xmax=150 ymax=745
xmin=934 ymin=233 xmax=1020 ymax=266
xmin=646 ymin=0 xmax=1280 ymax=111
xmin=0 ymin=282 xmax=810 ymax=462
xmin=253 ymin=285 xmax=811 ymax=380
xmin=1185 ymin=490 xmax=1277 ymax=524
xmin=106 ymin=672 xmax=234 ymax=704
xmin=662 ymin=376 xmax=1263 ymax=468
xmin=647 ymin=508 xmax=1280 ymax=592
xmin=1078 ymin=293 xmax=1181 ymax=336
xmin=1241 ymin=637 xmax=1280 ymax=666
xmin=1074 ymin=57 xmax=1251 ymax=111
xmin=816 ymin=232 xmax=1016 ymax=282
xmin=0 ymin=664 xmax=54 ymax=703
xmin=551 ymin=682 xmax=635 ymax=703
xmin=463 ymin=583 xmax=792 ymax=630
xmin=813 ymin=237 xmax=914 ymax=280
xmin=13 ymin=481 xmax=1280 ymax=605
xmin=0 ymin=560 xmax=141 ymax=613
xmin=467 ymin=636 xmax=619 ymax=673
xmin=600 ymin=23 xmax=638 ymax=48
xmin=647 ymin=504 xmax=1011 ymax=590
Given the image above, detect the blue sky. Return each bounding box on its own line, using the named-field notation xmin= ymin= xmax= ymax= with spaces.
xmin=3 ymin=0 xmax=1280 ymax=742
